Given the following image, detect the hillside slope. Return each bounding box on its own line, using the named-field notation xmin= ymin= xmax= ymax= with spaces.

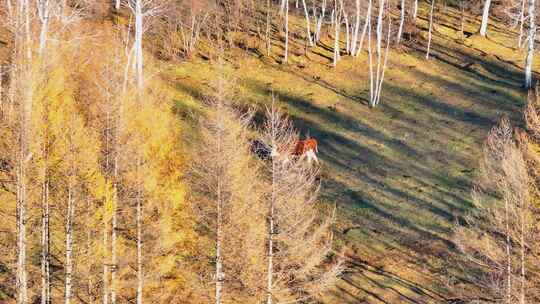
xmin=164 ymin=5 xmax=531 ymax=303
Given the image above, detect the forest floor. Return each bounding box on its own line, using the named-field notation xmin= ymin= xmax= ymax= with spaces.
xmin=163 ymin=5 xmax=533 ymax=304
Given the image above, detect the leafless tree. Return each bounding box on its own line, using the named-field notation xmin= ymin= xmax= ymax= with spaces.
xmin=261 ymin=98 xmax=343 ymax=304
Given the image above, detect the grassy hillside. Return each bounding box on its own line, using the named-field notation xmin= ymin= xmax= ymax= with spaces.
xmin=162 ymin=4 xmax=531 ymax=303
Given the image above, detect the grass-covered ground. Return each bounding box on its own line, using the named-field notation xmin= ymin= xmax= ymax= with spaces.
xmin=163 ymin=4 xmax=533 ymax=303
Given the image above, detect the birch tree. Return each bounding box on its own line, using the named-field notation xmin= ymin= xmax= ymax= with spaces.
xmin=315 ymin=0 xmax=327 ymax=43
xmin=357 ymin=0 xmax=372 ymax=55
xmin=525 ymin=0 xmax=535 ymax=88
xmin=190 ymin=76 xmax=267 ymax=304
xmin=397 ymin=0 xmax=405 ymax=43
xmin=350 ymin=0 xmax=361 ymax=55
xmin=455 ymin=115 xmax=540 ymax=303
xmin=261 ymin=101 xmax=342 ymax=304
xmin=333 ymin=0 xmax=341 ymax=67
xmin=10 ymin=2 xmax=34 ymax=302
xmin=426 ymin=0 xmax=435 ymax=59
xmin=480 ymin=0 xmax=492 ymax=37
xmin=518 ymin=0 xmax=526 ymax=48
xmin=368 ymin=0 xmax=391 ymax=107
xmin=302 ymin=0 xmax=313 ymax=46
xmin=284 ymin=0 xmax=290 ymax=63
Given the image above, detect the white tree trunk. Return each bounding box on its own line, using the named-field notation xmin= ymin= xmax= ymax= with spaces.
xmin=302 ymin=0 xmax=313 ymax=46
xmin=215 ymin=158 xmax=223 ymax=304
xmin=266 ymin=168 xmax=276 ymax=304
xmin=136 ymin=161 xmax=143 ymax=304
xmin=333 ymin=0 xmax=341 ymax=67
xmin=37 ymin=0 xmax=50 ymax=56
xmin=369 ymin=0 xmax=386 ymax=106
xmin=518 ymin=0 xmax=526 ymax=48
xmin=115 ymin=0 xmax=121 ymax=10
xmin=350 ymin=0 xmax=361 ymax=56
xmin=343 ymin=8 xmax=350 ymax=54
xmin=374 ymin=17 xmax=392 ymax=106
xmin=266 ymin=0 xmax=271 ymax=55
xmin=520 ymin=201 xmax=526 ymax=304
xmin=426 ymin=0 xmax=435 ymax=59
xmin=505 ymin=198 xmax=512 ymax=302
xmin=266 ymin=105 xmax=279 ymax=304
xmin=16 ymin=2 xmax=32 ymax=303
xmin=315 ymin=0 xmax=327 ymax=42
xmin=111 ymin=186 xmax=118 ymax=304
xmin=397 ymin=0 xmax=405 ymax=43
xmin=41 ymin=174 xmax=50 ymax=304
xmin=284 ymin=0 xmax=289 ymax=63
xmin=413 ymin=0 xmax=418 ymax=20
xmin=134 ymin=0 xmax=144 ymax=90
xmin=64 ymin=181 xmax=75 ymax=304
xmin=480 ymin=0 xmax=491 ymax=37
xmin=17 ymin=158 xmax=28 ymax=304
xmin=368 ymin=13 xmax=374 ymax=105
xmin=102 ymin=223 xmax=109 ymax=304
xmin=358 ymin=0 xmax=372 ymax=56
xmin=17 ymin=150 xmax=28 ymax=304
xmin=375 ymin=0 xmax=384 ymax=92
xmin=525 ymin=0 xmax=535 ymax=88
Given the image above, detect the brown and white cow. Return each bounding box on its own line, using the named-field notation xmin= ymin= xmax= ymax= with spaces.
xmin=293 ymin=137 xmax=319 ymax=164
xmin=251 ymin=136 xmax=320 ymax=165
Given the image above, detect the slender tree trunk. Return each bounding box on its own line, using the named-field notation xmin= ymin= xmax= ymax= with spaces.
xmin=505 ymin=198 xmax=512 ymax=303
xmin=16 ymin=2 xmax=32 ymax=303
xmin=266 ymin=103 xmax=278 ymax=304
xmin=333 ymin=0 xmax=340 ymax=67
xmin=64 ymin=179 xmax=75 ymax=304
xmin=23 ymin=0 xmax=32 ymax=62
xmin=102 ymin=222 xmax=109 ymax=304
xmin=315 ymin=0 xmax=327 ymax=43
xmin=460 ymin=1 xmax=465 ymax=39
xmin=16 ymin=146 xmax=28 ymax=304
xmin=115 ymin=0 xmax=121 ymax=10
xmin=351 ymin=0 xmax=361 ymax=55
xmin=525 ymin=0 xmax=535 ymax=88
xmin=134 ymin=0 xmax=144 ymax=90
xmin=37 ymin=0 xmax=50 ymax=56
xmin=374 ymin=17 xmax=391 ymax=106
xmin=343 ymin=7 xmax=350 ymax=54
xmin=480 ymin=0 xmax=491 ymax=37
xmin=111 ymin=182 xmax=118 ymax=304
xmin=215 ymin=131 xmax=223 ymax=304
xmin=284 ymin=0 xmax=289 ymax=63
xmin=413 ymin=0 xmax=418 ymax=20
xmin=266 ymin=0 xmax=271 ymax=55
xmin=102 ymin=109 xmax=111 ymax=304
xmin=374 ymin=0 xmax=384 ymax=95
xmin=426 ymin=0 xmax=435 ymax=59
xmin=520 ymin=203 xmax=526 ymax=304
xmin=368 ymin=15 xmax=374 ymax=105
xmin=136 ymin=159 xmax=143 ymax=304
xmin=397 ymin=0 xmax=405 ymax=43
xmin=358 ymin=0 xmax=372 ymax=56
xmin=41 ymin=151 xmax=50 ymax=304
xmin=302 ymin=0 xmax=313 ymax=46
xmin=518 ymin=0 xmax=526 ymax=48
